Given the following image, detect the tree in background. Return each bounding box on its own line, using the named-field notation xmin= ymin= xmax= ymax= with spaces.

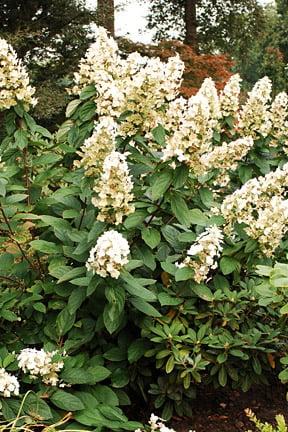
xmin=275 ymin=0 xmax=288 ymax=63
xmin=236 ymin=2 xmax=287 ymax=95
xmin=142 ymin=0 xmax=266 ymax=57
xmin=97 ymin=0 xmax=115 ymax=37
xmin=0 ymin=0 xmax=98 ymax=126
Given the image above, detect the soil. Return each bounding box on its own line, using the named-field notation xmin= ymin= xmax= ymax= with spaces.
xmin=167 ymin=374 xmax=288 ymax=432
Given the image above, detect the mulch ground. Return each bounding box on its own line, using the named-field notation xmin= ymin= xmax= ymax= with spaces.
xmin=168 ymin=375 xmax=288 ymax=432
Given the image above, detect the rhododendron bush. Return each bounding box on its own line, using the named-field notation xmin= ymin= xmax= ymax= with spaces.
xmin=0 ymin=27 xmax=288 ymax=427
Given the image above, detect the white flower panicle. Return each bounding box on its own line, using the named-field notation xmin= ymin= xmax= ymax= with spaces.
xmin=162 ymin=92 xmax=215 ymax=173
xmin=176 ymin=225 xmax=224 ymax=283
xmin=200 ymin=136 xmax=254 ymax=186
xmin=17 ymin=348 xmax=64 ymax=387
xmin=238 ymin=76 xmax=272 ymax=138
xmin=92 ymin=151 xmax=135 ymax=225
xmin=118 ymin=53 xmax=184 ymax=136
xmin=197 ymin=77 xmax=221 ymax=121
xmin=71 ymin=27 xmax=184 ymax=134
xmin=218 ymin=163 xmax=288 ymax=256
xmin=0 ymin=368 xmax=19 ymax=397
xmin=0 ymin=38 xmax=37 ymax=110
xmin=269 ymin=91 xmax=288 ymax=150
xmin=86 ymin=230 xmax=130 ymax=279
xmin=219 ymin=74 xmax=242 ymax=118
xmin=74 ymin=116 xmax=118 ymax=178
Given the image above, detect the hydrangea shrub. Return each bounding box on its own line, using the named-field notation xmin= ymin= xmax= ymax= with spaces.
xmin=0 ymin=27 xmax=288 ymax=426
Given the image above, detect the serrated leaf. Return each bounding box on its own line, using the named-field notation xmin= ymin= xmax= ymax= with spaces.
xmin=121 ymin=274 xmax=156 ymax=301
xmin=151 ymin=170 xmax=173 ymax=200
xmin=56 ymin=308 xmax=76 ymax=336
xmin=220 ymin=256 xmax=240 ymax=275
xmin=141 ymin=226 xmax=161 ymax=249
xmin=30 ymin=240 xmax=61 ymax=254
xmin=50 ymin=390 xmax=85 ymax=411
xmin=175 ymin=266 xmax=194 ymax=281
xmin=170 ymin=194 xmax=192 ymax=227
xmin=66 ymin=99 xmax=82 ymax=117
xmin=61 ymin=368 xmax=95 ymax=384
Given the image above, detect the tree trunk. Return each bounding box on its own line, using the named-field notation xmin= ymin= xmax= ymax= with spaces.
xmin=97 ymin=0 xmax=115 ymax=37
xmin=184 ymin=0 xmax=198 ymax=53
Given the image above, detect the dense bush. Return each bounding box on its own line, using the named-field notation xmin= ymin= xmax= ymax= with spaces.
xmin=0 ymin=27 xmax=288 ymax=428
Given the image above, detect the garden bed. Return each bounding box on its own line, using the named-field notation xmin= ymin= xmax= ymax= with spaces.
xmin=167 ymin=376 xmax=288 ymax=432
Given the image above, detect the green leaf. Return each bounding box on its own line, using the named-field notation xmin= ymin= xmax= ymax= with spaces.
xmin=158 ymin=292 xmax=182 ymax=306
xmin=165 ymin=356 xmax=175 ymax=373
xmin=66 ymin=99 xmax=82 ymax=117
xmin=14 ymin=129 xmax=28 ymax=149
xmin=130 ymin=297 xmax=161 ymax=317
xmin=56 ymin=308 xmax=76 ymax=336
xmin=172 ymin=165 xmax=189 ymax=189
xmin=220 ymin=257 xmax=240 ymax=275
xmin=87 ymin=366 xmax=111 ymax=382
xmin=30 ymin=240 xmax=62 ymax=254
xmin=67 ymin=287 xmax=86 ymax=313
xmin=141 ymin=226 xmax=161 ymax=249
xmin=33 ymin=302 xmax=46 ymax=313
xmin=128 ymin=339 xmax=150 ymax=363
xmin=123 ymin=209 xmax=147 ymax=229
xmin=199 ymin=187 xmax=216 ymax=208
xmin=50 ymin=390 xmax=85 ymax=411
xmin=57 ymin=267 xmax=86 ymax=284
xmin=280 ymin=303 xmax=288 ymax=315
xmin=33 ymin=153 xmax=62 ymax=166
xmin=61 ymin=368 xmax=95 ymax=384
xmin=170 ymin=194 xmax=192 ymax=227
xmin=218 ymin=365 xmax=227 ymax=387
xmin=0 ymin=253 xmax=14 ymax=271
xmin=161 ymin=225 xmax=183 ymax=249
xmin=80 ymin=85 xmax=97 ymax=100
xmin=103 ymin=285 xmax=126 ymax=334
xmin=121 ymin=274 xmax=156 ymax=301
xmin=192 ymin=285 xmax=214 ymax=301
xmin=189 ymin=209 xmax=208 ymax=226
xmin=175 ymin=266 xmax=194 ymax=281
xmin=23 ymin=394 xmax=53 ymax=420
xmin=151 ymin=170 xmax=173 ymax=200
xmin=152 ymin=124 xmax=166 ymax=146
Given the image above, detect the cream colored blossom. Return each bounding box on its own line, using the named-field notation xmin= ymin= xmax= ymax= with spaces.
xmin=218 ymin=163 xmax=288 ymax=256
xmin=176 ymin=225 xmax=224 ymax=283
xmin=0 ymin=38 xmax=37 ymax=110
xmin=117 ymin=53 xmax=184 ymax=136
xmin=70 ymin=27 xmax=124 ymax=117
xmin=238 ymin=76 xmax=272 ymax=138
xmin=86 ymin=230 xmax=130 ymax=279
xmin=200 ymin=136 xmax=254 ymax=186
xmin=162 ymin=92 xmax=215 ymax=173
xmin=74 ymin=116 xmax=118 ymax=178
xmin=219 ymin=74 xmax=242 ymax=119
xmin=18 ymin=348 xmax=64 ymax=387
xmin=269 ymin=91 xmax=288 ymax=150
xmin=92 ymin=151 xmax=135 ymax=225
xmin=0 ymin=368 xmax=19 ymax=397
xmin=197 ymin=77 xmax=221 ymax=121
xmin=71 ymin=27 xmax=184 ymax=135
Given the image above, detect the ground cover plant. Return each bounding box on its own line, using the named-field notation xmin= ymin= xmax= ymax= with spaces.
xmin=0 ymin=27 xmax=288 ymax=430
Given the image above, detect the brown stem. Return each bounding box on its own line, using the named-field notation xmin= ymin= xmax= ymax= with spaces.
xmin=0 ymin=274 xmax=22 ymax=286
xmin=22 ymin=148 xmax=31 ymax=206
xmin=0 ymin=205 xmax=39 ymax=275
